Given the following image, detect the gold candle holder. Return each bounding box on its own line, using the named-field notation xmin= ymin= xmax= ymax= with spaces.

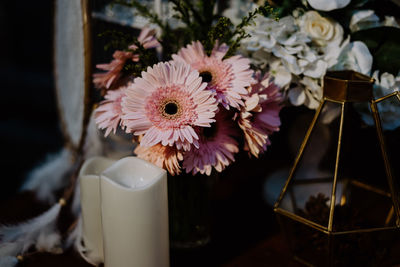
xmin=274 ymin=71 xmax=400 ymax=266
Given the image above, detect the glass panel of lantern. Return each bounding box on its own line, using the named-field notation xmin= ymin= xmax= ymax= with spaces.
xmin=274 ymin=71 xmax=400 ymax=266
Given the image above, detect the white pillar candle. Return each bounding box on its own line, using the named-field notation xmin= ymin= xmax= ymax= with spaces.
xmin=100 ymin=157 xmax=169 ymax=267
xmin=79 ymin=157 xmax=117 ymax=264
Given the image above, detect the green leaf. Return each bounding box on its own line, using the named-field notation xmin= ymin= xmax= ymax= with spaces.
xmin=273 ymin=0 xmax=304 ymax=17
xmin=352 ymin=26 xmax=400 ymax=75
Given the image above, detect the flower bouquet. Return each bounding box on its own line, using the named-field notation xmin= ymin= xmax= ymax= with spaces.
xmin=92 ymin=0 xmax=283 ymax=249
xmin=93 ymin=3 xmax=282 ymax=176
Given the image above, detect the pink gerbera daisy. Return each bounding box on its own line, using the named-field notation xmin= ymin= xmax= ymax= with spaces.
xmin=93 ymin=50 xmax=134 ymax=90
xmin=129 ymin=27 xmax=160 ymax=51
xmin=172 ymin=41 xmax=254 ymax=110
xmin=93 ymin=27 xmax=159 ymax=89
xmin=183 ymin=110 xmax=239 ymax=175
xmin=95 ymin=87 xmax=126 ymax=137
xmin=122 ymin=61 xmax=218 ymax=151
xmin=238 ymin=72 xmax=282 ymax=157
xmin=134 ymin=143 xmax=183 ymax=176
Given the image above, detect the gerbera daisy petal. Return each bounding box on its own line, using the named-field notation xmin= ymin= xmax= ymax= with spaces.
xmin=172 ymin=41 xmax=254 ymax=109
xmin=137 ymin=27 xmax=160 ymax=50
xmin=129 ymin=27 xmax=160 ymax=51
xmin=237 ymin=71 xmax=282 ymax=158
xmin=93 ymin=51 xmax=135 ymax=90
xmin=134 ymin=143 xmax=182 ymax=176
xmin=94 ymin=87 xmax=126 ymax=136
xmin=183 ymin=110 xmax=239 ymax=175
xmin=211 ymin=42 xmax=229 ymax=60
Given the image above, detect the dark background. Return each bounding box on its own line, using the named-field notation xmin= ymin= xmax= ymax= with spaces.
xmin=0 ymin=1 xmax=399 ymax=266
xmin=0 ymin=1 xmax=63 ymax=202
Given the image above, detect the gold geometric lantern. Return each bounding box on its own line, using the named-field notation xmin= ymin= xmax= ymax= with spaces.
xmin=274 ymin=71 xmax=400 ymax=266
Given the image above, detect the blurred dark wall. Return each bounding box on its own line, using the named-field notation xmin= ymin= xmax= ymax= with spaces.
xmin=0 ymin=1 xmax=63 ymax=201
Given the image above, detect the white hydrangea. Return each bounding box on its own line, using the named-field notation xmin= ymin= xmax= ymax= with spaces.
xmin=331 ymin=40 xmax=373 ymax=75
xmin=350 ymin=10 xmax=400 ymax=33
xmin=243 ymin=11 xmax=345 ymax=108
xmin=357 ymin=71 xmax=400 ymax=131
xmin=349 ymin=10 xmax=380 ymax=32
xmin=382 ymin=16 xmax=400 ymax=28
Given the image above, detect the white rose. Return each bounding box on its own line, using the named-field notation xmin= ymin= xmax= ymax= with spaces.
xmin=307 ymin=0 xmax=350 ymax=11
xmin=299 ymin=11 xmax=343 ymax=47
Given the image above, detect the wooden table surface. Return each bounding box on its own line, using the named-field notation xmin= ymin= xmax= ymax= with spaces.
xmin=1 ymin=191 xmax=301 ymax=267
xmin=15 ymin=234 xmax=300 ymax=267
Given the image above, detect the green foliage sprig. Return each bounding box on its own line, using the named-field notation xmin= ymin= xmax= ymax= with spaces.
xmin=169 ymin=0 xmax=217 ymax=42
xmin=97 ymin=30 xmax=159 ymax=78
xmin=98 ymin=30 xmax=137 ymax=51
xmin=105 ymin=1 xmax=278 ymax=65
xmin=123 ymin=41 xmax=159 ymax=77
xmin=204 ymin=16 xmax=234 ymax=54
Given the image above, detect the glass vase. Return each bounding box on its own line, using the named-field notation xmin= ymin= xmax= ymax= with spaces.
xmin=167 ymin=171 xmax=218 ymax=249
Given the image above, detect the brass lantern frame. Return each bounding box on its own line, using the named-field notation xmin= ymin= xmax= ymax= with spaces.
xmin=274 ymin=71 xmax=400 ymax=266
